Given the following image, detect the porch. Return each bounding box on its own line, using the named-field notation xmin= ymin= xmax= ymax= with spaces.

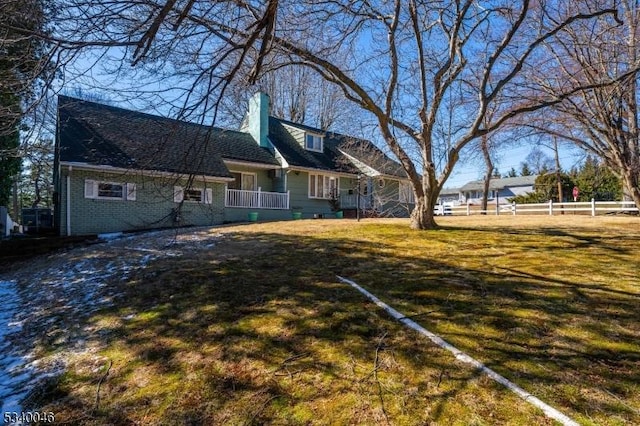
xmin=225 ymin=188 xmax=290 ymax=210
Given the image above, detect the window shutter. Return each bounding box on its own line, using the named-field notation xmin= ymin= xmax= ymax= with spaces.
xmin=204 ymin=188 xmax=213 ymax=204
xmin=84 ymin=180 xmax=95 ymax=198
xmin=126 ymin=183 xmax=137 ymax=201
xmin=174 ymin=186 xmax=184 ymax=203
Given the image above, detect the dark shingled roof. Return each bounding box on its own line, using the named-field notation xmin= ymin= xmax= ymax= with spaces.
xmin=460 ymin=175 xmax=538 ymax=192
xmin=57 ymin=96 xmax=279 ymax=178
xmin=269 ymin=118 xmax=407 ymax=178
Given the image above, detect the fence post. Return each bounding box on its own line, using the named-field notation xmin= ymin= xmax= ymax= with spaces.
xmin=591 ymin=198 xmax=596 ymax=216
xmin=512 ymin=201 xmax=516 ymax=216
xmin=466 ymin=203 xmax=471 ymax=216
xmin=257 ymin=187 xmax=262 ymax=208
xmin=286 ymin=190 xmax=290 ymax=209
xmin=548 ymin=199 xmax=553 ymax=216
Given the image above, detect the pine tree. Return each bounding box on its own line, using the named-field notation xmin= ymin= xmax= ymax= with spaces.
xmin=520 ymin=163 xmax=533 ymax=176
xmin=0 ymin=0 xmax=51 ymax=207
xmin=574 ymin=156 xmax=622 ymax=201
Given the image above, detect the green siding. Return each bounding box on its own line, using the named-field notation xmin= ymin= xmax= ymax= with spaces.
xmin=287 ymin=172 xmax=358 ymax=218
xmin=59 ymin=168 xmax=225 ymax=235
xmin=224 ymin=208 xmax=292 ymax=222
xmin=226 ymin=165 xmax=275 ymax=192
xmin=282 ymin=123 xmax=305 ymax=147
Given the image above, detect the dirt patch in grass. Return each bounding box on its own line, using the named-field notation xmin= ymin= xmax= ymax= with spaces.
xmin=29 ymin=216 xmax=640 ymax=424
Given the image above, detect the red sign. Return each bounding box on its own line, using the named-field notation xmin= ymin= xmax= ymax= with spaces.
xmin=572 ymin=186 xmax=579 ymax=201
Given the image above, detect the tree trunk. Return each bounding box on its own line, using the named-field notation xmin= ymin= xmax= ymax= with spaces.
xmin=621 ymin=168 xmax=640 ymax=212
xmin=12 ymin=179 xmax=19 ymax=220
xmin=481 ymin=173 xmax=492 ymax=215
xmin=410 ymin=195 xmax=438 ymax=230
xmin=553 ymin=137 xmax=564 ymax=213
xmin=32 ymin=171 xmax=42 ymax=208
xmin=480 ymin=134 xmax=493 ymax=214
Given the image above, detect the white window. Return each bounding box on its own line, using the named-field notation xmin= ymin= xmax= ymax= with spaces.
xmin=84 ymin=179 xmax=136 ymax=201
xmin=309 ymin=173 xmax=339 ymax=199
xmin=305 ymin=133 xmax=323 ymax=152
xmin=229 ymin=172 xmax=257 ymax=191
xmin=184 ymin=189 xmax=203 ymax=202
xmin=174 ymin=186 xmax=213 ymax=204
xmin=399 ymin=181 xmax=414 ymax=203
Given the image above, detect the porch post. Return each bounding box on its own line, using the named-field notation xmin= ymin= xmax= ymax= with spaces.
xmin=257 ymin=187 xmax=262 ymax=208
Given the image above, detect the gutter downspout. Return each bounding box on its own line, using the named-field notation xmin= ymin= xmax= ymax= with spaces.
xmin=66 ymin=166 xmax=71 ymax=236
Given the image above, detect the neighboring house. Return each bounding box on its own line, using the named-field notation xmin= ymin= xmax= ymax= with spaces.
xmin=438 ymin=187 xmax=462 ymax=205
xmin=54 ymin=93 xmax=414 ymax=235
xmin=459 ymin=175 xmax=537 ymax=205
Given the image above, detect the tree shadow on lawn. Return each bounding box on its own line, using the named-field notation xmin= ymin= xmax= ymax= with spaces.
xmin=442 ymin=224 xmax=640 ymax=255
xmin=37 ymin=230 xmax=639 ymax=425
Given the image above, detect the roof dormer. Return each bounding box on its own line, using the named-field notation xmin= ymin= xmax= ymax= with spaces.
xmin=305 ymin=132 xmax=324 ymax=152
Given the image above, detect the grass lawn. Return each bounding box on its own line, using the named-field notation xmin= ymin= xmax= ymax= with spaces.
xmin=34 ymin=216 xmax=639 ymax=425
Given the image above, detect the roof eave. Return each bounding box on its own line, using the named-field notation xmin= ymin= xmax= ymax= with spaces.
xmin=59 ymin=161 xmax=235 ymax=182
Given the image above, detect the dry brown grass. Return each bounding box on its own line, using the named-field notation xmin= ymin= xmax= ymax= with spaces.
xmin=33 ymin=216 xmax=640 ymax=425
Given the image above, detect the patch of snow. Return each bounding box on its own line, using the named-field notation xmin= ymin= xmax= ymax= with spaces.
xmin=97 ymin=232 xmax=123 ymax=241
xmin=0 ymin=280 xmax=33 ymax=413
xmin=0 ymin=226 xmax=224 ymax=413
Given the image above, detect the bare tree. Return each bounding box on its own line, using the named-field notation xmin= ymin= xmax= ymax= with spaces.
xmin=218 ymin=65 xmax=361 ymax=133
xmin=525 ymin=146 xmax=554 ymax=175
xmin=39 ymin=1 xmax=629 ymax=229
xmin=528 ymin=0 xmax=640 ymax=209
xmin=480 ymin=132 xmax=495 ymax=214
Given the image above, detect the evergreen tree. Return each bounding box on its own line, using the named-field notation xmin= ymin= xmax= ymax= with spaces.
xmin=0 ymin=0 xmax=51 ymax=207
xmin=510 ymin=157 xmax=622 ymax=204
xmin=574 ymin=156 xmax=622 ymax=201
xmin=520 ymin=163 xmax=533 ymax=176
xmin=0 ymin=93 xmax=21 ymax=206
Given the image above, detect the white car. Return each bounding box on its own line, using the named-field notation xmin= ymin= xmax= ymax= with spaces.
xmin=434 ymin=204 xmax=452 ymax=216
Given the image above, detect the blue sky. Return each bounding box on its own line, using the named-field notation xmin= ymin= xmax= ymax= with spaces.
xmin=444 ymin=143 xmax=586 ymax=189
xmin=58 ymin=46 xmax=589 ymax=192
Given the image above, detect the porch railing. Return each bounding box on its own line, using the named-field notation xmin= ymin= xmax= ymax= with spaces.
xmin=225 ymin=188 xmax=290 ymax=210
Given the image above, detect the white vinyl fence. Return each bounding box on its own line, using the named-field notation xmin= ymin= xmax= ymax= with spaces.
xmin=449 ymin=199 xmax=638 ymax=216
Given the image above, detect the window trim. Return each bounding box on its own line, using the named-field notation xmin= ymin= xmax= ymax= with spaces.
xmin=97 ymin=181 xmax=125 ymax=200
xmin=183 ymin=188 xmax=204 ymax=203
xmin=174 ymin=186 xmax=213 ymax=204
xmin=305 ymin=132 xmax=324 ymax=153
xmin=308 ymin=173 xmax=339 ymax=199
xmin=84 ymin=179 xmax=136 ymax=201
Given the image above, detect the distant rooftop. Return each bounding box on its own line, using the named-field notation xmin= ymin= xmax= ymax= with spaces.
xmin=460 ymin=175 xmax=537 ymax=192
